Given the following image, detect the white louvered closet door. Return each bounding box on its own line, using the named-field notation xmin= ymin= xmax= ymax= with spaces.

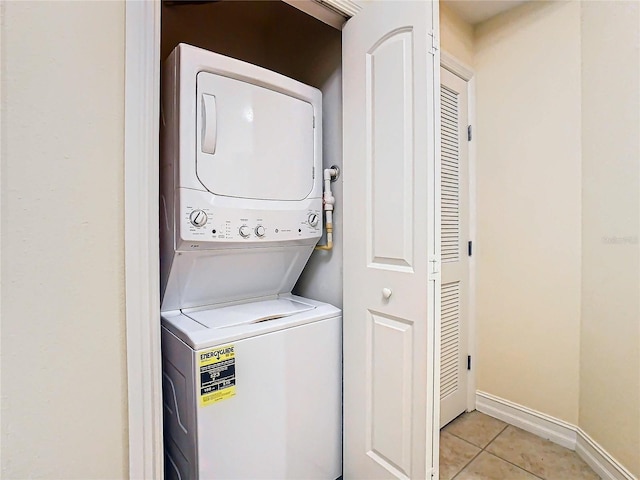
xmin=440 ymin=67 xmax=470 ymax=427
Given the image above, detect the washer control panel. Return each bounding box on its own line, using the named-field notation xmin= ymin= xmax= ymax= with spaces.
xmin=178 ymin=189 xmax=322 ymax=248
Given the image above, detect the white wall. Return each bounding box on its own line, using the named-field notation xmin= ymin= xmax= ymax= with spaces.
xmin=1 ymin=2 xmax=128 ymax=478
xmin=580 ymin=1 xmax=640 ymax=475
xmin=474 ymin=1 xmax=583 ymax=424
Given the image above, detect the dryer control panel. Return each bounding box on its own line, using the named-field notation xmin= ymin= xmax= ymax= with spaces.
xmin=176 ymin=188 xmax=322 ymax=249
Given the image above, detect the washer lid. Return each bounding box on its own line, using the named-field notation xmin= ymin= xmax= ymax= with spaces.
xmin=196 ymin=71 xmax=316 ymax=201
xmin=183 ymin=297 xmax=316 ymax=330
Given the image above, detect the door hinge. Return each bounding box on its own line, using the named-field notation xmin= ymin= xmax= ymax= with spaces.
xmin=468 ymin=241 xmax=473 ymax=257
xmin=467 ymin=125 xmax=472 ymax=141
xmin=467 ymin=355 xmax=472 ymax=370
xmin=428 ymin=255 xmax=440 ymax=280
xmin=428 ymin=30 xmax=439 ymax=55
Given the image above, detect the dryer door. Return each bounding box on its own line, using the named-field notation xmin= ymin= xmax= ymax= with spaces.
xmin=196 ymin=71 xmax=316 ymax=201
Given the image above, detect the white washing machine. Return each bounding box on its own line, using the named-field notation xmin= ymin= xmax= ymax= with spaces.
xmin=160 ymin=44 xmax=341 ymax=480
xmin=162 ymin=296 xmax=341 ymax=480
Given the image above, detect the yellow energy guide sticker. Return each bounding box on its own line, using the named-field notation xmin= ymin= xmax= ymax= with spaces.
xmin=199 ymin=344 xmax=236 ymax=406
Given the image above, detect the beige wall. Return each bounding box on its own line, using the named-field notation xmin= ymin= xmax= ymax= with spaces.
xmin=463 ymin=0 xmax=639 ymax=472
xmin=1 ymin=1 xmax=128 ymax=478
xmin=0 ymin=1 xmax=637 ymax=478
xmin=474 ymin=1 xmax=583 ymax=424
xmin=580 ymin=1 xmax=640 ymax=475
xmin=440 ymin=2 xmax=474 ymax=66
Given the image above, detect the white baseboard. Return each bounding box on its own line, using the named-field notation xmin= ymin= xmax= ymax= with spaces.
xmin=475 ymin=391 xmax=577 ymax=449
xmin=576 ymin=428 xmax=636 ymax=480
xmin=475 ymin=391 xmax=637 ymax=480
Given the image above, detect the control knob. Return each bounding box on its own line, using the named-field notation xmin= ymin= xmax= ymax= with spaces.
xmin=189 ymin=209 xmax=208 ymax=227
xmin=255 ymin=225 xmax=266 ymax=237
xmin=239 ymin=225 xmax=251 ymax=238
xmin=308 ymin=213 xmax=319 ymax=227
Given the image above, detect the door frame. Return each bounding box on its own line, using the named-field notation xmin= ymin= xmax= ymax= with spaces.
xmin=440 ymin=51 xmax=477 ymax=414
xmin=123 ymin=1 xmax=438 ymax=478
xmin=124 ymin=1 xmax=163 ymax=478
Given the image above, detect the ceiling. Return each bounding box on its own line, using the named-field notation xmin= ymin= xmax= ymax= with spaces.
xmin=442 ymin=0 xmax=529 ymax=25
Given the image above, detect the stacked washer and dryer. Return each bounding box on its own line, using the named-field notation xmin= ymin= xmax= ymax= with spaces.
xmin=160 ymin=44 xmax=342 ymax=479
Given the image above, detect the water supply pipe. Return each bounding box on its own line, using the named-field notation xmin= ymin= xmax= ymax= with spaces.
xmin=315 ymin=167 xmax=338 ymax=251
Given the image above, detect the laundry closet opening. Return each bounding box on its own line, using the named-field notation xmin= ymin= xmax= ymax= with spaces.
xmin=161 ymin=1 xmax=344 ymax=309
xmin=158 ymin=3 xmax=346 ymax=478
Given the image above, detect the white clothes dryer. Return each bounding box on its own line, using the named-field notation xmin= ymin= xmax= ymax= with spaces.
xmin=160 ymin=44 xmax=325 ymax=313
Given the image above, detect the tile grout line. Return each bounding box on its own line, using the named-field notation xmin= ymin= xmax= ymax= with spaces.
xmin=483 ymin=423 xmax=509 ymax=450
xmin=449 ymin=448 xmax=483 ymax=480
xmin=441 ymin=430 xmax=482 ymax=480
xmin=484 ymin=425 xmax=546 ymax=480
xmin=444 ymin=430 xmax=483 ymax=448
xmin=447 ymin=424 xmax=547 ymax=480
xmin=484 ymin=451 xmax=546 ymax=480
xmin=448 ymin=424 xmax=508 ymax=480
xmin=445 ymin=420 xmax=508 ymax=449
xmin=443 ymin=413 xmax=599 ymax=480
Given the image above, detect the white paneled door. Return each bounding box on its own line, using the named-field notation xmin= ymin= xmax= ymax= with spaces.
xmin=439 ymin=67 xmax=470 ymax=427
xmin=342 ymin=2 xmax=439 ymax=478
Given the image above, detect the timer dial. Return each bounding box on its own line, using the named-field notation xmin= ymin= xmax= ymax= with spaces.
xmin=308 ymin=213 xmax=319 ymax=227
xmin=255 ymin=225 xmax=266 ymax=237
xmin=189 ymin=209 xmax=208 ymax=227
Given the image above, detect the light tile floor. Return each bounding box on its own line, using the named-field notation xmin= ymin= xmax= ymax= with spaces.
xmin=440 ymin=411 xmax=601 ymax=480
